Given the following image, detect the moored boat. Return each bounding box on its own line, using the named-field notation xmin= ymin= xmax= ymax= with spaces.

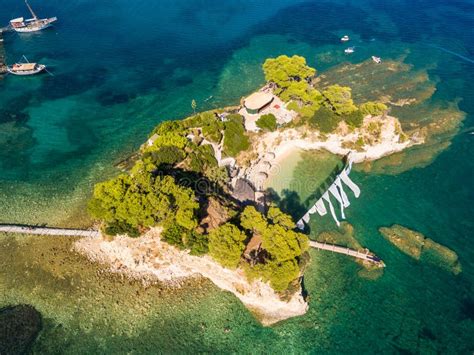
xmin=7 ymin=62 xmax=46 ymax=75
xmin=344 ymin=47 xmax=355 ymax=54
xmin=9 ymin=0 xmax=57 ymax=33
xmin=341 ymin=35 xmax=350 ymax=42
xmin=372 ymin=56 xmax=382 ymax=64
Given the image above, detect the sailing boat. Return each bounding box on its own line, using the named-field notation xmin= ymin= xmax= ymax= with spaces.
xmin=7 ymin=56 xmax=46 ymax=76
xmin=9 ymin=0 xmax=57 ymax=33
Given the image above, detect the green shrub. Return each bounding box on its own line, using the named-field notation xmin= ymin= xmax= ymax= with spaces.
xmin=143 ymin=145 xmax=185 ymax=170
xmin=240 ymin=206 xmax=309 ymax=292
xmin=188 ymin=144 xmax=218 ymax=173
xmin=162 ymin=224 xmax=186 ymax=248
xmin=152 ymin=120 xmax=186 ymax=136
xmin=309 ymin=107 xmax=342 ymax=133
xmin=208 ymin=223 xmax=246 ymax=269
xmin=322 ymin=85 xmax=358 ymax=115
xmin=104 ymin=220 xmax=140 ymax=238
xmin=287 ymin=101 xmax=299 ymax=111
xmin=88 ymin=172 xmax=199 ymax=233
xmin=263 ymin=55 xmax=316 ymax=95
xmin=187 ymin=232 xmax=209 ymax=255
xmin=223 ymin=115 xmax=250 ymax=157
xmin=360 ymin=101 xmax=388 ymax=116
xmin=256 ymin=113 xmax=277 ymax=131
xmin=202 ymin=120 xmax=223 ymax=143
xmin=343 ymin=109 xmax=364 ymax=128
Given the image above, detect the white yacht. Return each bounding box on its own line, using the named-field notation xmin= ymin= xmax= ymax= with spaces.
xmin=341 ymin=35 xmax=350 ymax=42
xmin=10 ymin=0 xmax=57 ymax=33
xmin=344 ymin=47 xmax=355 ymax=54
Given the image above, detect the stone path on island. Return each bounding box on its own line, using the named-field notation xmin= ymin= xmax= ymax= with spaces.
xmin=0 ymin=225 xmax=101 ymax=238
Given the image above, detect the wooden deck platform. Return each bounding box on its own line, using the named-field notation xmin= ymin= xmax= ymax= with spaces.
xmin=309 ymin=240 xmax=384 ymax=266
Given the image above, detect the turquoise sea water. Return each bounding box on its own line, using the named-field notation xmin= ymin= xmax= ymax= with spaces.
xmin=0 ymin=0 xmax=473 ymax=353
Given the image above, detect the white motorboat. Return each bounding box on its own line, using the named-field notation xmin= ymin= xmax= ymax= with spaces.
xmin=372 ymin=56 xmax=382 ymax=64
xmin=344 ymin=47 xmax=355 ymax=54
xmin=10 ymin=0 xmax=57 ymax=33
xmin=341 ymin=35 xmax=350 ymax=42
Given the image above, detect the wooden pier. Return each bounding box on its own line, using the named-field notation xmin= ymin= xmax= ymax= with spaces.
xmin=0 ymin=225 xmax=101 ymax=238
xmin=309 ymin=240 xmax=384 ymax=266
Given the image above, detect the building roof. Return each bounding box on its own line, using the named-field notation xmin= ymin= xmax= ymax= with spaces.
xmin=244 ymin=92 xmax=274 ymax=111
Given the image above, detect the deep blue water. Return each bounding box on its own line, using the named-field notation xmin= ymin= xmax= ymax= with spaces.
xmin=0 ymin=0 xmax=473 ymax=353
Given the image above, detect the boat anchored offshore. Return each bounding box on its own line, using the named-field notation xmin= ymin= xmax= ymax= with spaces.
xmin=344 ymin=47 xmax=355 ymax=54
xmin=341 ymin=35 xmax=350 ymax=42
xmin=10 ymin=0 xmax=57 ymax=33
xmin=372 ymin=56 xmax=382 ymax=64
xmin=7 ymin=57 xmax=46 ymax=76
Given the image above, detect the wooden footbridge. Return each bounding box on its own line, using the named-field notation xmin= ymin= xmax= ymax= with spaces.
xmin=309 ymin=240 xmax=384 ymax=266
xmin=0 ymin=225 xmax=101 ymax=238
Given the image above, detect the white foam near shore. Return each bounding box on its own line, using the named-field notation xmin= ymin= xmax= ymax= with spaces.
xmin=74 ymin=229 xmax=308 ymax=326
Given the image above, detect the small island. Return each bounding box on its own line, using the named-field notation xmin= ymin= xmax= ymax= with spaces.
xmin=78 ymin=55 xmax=416 ymax=324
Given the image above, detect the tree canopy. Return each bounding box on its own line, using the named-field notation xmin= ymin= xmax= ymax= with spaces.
xmin=88 ymin=170 xmax=199 ymax=236
xmin=208 ymin=223 xmax=247 ymax=269
xmin=360 ymin=101 xmax=388 ymax=116
xmin=322 ymin=85 xmax=358 ymax=115
xmin=240 ymin=206 xmax=309 ymax=291
xmin=223 ymin=114 xmax=250 ymax=157
xmin=263 ymin=55 xmax=316 ymax=94
xmin=256 ymin=113 xmax=278 ymax=132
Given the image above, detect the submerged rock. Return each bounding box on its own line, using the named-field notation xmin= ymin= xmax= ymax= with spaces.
xmin=0 ymin=305 xmax=42 ymax=354
xmin=379 ymin=225 xmax=425 ymax=260
xmin=379 ymin=224 xmax=462 ymax=274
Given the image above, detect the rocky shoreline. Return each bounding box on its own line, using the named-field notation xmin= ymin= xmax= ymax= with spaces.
xmin=74 ymin=228 xmax=308 ymax=326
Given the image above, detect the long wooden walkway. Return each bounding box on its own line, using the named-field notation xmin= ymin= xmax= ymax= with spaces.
xmin=309 ymin=241 xmax=384 ymax=266
xmin=0 ymin=225 xmax=101 ymax=238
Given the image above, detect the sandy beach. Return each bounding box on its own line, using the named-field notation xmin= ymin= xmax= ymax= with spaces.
xmin=246 ymin=115 xmax=420 ymax=190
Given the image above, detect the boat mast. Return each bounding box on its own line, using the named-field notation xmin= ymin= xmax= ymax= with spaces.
xmin=25 ymin=0 xmax=38 ymax=20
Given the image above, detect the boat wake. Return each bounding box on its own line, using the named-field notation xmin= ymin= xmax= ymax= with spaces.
xmin=428 ymin=44 xmax=474 ymax=65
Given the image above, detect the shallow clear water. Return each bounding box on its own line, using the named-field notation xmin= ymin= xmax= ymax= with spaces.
xmin=0 ymin=0 xmax=473 ymax=353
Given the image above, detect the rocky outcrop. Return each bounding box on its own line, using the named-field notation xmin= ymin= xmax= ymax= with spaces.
xmin=379 ymin=225 xmax=462 ymax=275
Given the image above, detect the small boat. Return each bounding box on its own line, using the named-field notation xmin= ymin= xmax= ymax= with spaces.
xmin=372 ymin=56 xmax=382 ymax=64
xmin=7 ymin=61 xmax=46 ymax=76
xmin=10 ymin=0 xmax=57 ymax=33
xmin=341 ymin=35 xmax=350 ymax=42
xmin=344 ymin=47 xmax=355 ymax=54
